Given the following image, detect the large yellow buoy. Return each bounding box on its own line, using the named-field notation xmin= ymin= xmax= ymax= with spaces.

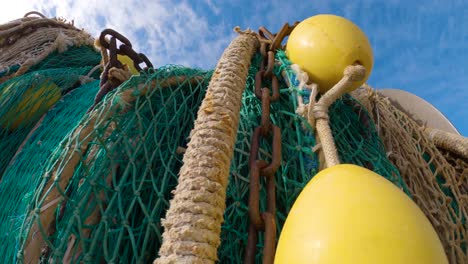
xmin=286 ymin=14 xmax=373 ymax=93
xmin=0 ymin=80 xmax=61 ymax=130
xmin=275 ymin=164 xmax=448 ymax=264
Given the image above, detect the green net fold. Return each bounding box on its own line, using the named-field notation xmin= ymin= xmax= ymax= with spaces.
xmin=0 ymin=80 xmax=100 ymax=263
xmin=0 ymin=45 xmax=101 ymax=178
xmin=3 ymin=50 xmax=410 ymax=264
xmin=17 ymin=67 xmax=212 ymax=263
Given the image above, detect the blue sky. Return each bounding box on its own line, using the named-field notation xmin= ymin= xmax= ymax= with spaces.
xmin=1 ymin=0 xmax=467 ymax=135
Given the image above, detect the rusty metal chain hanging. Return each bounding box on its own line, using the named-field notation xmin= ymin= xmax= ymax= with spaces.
xmin=245 ymin=22 xmax=298 ymax=264
xmin=89 ymin=29 xmax=154 ymax=111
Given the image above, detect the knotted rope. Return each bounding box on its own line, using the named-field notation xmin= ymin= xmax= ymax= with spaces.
xmin=293 ymin=64 xmax=366 ymax=168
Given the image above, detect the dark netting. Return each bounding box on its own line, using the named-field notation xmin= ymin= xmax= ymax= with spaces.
xmin=28 ymin=46 xmax=102 ymax=75
xmin=329 ymin=95 xmax=411 ymax=195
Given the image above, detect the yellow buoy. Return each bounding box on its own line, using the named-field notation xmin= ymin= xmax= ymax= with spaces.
xmin=118 ymin=54 xmax=140 ymax=75
xmin=0 ymin=80 xmax=61 ymax=130
xmin=275 ymin=164 xmax=448 ymax=264
xmin=286 ymin=14 xmax=373 ymax=93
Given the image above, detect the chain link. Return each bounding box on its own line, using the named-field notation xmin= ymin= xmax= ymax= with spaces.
xmin=245 ymin=22 xmax=298 ymax=264
xmin=99 ymin=28 xmax=132 ymax=49
xmin=89 ymin=29 xmax=154 ymax=112
xmin=99 ymin=28 xmax=154 ymax=72
xmin=118 ymin=44 xmax=153 ymax=72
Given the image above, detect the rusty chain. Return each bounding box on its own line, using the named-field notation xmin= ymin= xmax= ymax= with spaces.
xmin=89 ymin=29 xmax=154 ymax=111
xmin=99 ymin=28 xmax=154 ymax=73
xmin=245 ymin=22 xmax=298 ymax=264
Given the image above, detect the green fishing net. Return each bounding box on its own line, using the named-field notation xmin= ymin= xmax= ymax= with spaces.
xmin=0 ymin=66 xmax=96 ymax=177
xmin=218 ymin=51 xmax=409 ymax=263
xmin=16 ymin=67 xmax=212 ymax=263
xmin=4 ymin=49 xmax=408 ymax=264
xmin=0 ymin=44 xmax=101 ymax=178
xmin=28 ymin=46 xmax=102 ymax=73
xmin=0 ymin=80 xmax=100 ymax=263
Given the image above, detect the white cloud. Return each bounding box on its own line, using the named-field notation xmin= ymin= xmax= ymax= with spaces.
xmin=0 ymin=1 xmax=233 ymax=69
xmin=0 ymin=2 xmax=40 ymax=23
xmin=203 ymin=0 xmax=221 ymax=15
xmin=1 ymin=1 xmax=466 ymax=133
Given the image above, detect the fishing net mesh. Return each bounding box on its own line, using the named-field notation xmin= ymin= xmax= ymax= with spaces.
xmin=28 ymin=45 xmax=102 ymax=73
xmin=0 ymin=14 xmax=102 ymax=175
xmin=0 ymin=18 xmax=465 ymax=264
xmin=0 ymin=80 xmax=100 ymax=263
xmin=352 ymin=88 xmax=467 ymax=264
xmin=15 ymin=67 xmax=212 ymax=263
xmin=0 ymin=16 xmax=102 ymax=261
xmin=4 ymin=50 xmax=406 ymax=263
xmin=0 ymin=65 xmax=98 ymax=177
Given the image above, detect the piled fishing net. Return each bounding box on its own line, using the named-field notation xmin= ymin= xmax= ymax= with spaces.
xmin=352 ymin=88 xmax=468 ymax=263
xmin=0 ymin=13 xmax=102 ymax=262
xmin=0 ymin=14 xmax=101 ymax=178
xmin=13 ymin=47 xmax=409 ymax=263
xmin=16 ymin=67 xmax=212 ymax=263
xmin=0 ymin=80 xmax=100 ymax=263
xmin=0 ymin=14 xmax=465 ymax=264
xmin=0 ymin=66 xmax=99 ymax=177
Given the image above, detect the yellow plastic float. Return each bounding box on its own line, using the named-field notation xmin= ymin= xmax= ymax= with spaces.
xmin=0 ymin=80 xmax=61 ymax=130
xmin=286 ymin=14 xmax=373 ymax=93
xmin=275 ymin=164 xmax=448 ymax=264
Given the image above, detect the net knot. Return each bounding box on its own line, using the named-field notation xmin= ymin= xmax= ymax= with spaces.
xmin=312 ymin=103 xmax=329 ymax=121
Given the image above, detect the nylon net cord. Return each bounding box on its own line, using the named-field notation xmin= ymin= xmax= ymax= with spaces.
xmin=0 ymin=80 xmax=101 ymax=263
xmin=352 ymin=87 xmax=468 ymax=263
xmin=20 ymin=74 xmax=205 ymax=263
xmin=19 ymin=44 xmax=125 ymax=260
xmin=0 ymin=15 xmax=102 ymax=260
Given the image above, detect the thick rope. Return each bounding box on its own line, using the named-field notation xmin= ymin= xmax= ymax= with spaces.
xmin=425 ymin=127 xmax=468 ymax=159
xmin=0 ymin=17 xmax=94 ymax=81
xmin=313 ymin=65 xmax=366 ymax=167
xmin=154 ymin=32 xmax=258 ymax=264
xmin=22 ymin=117 xmax=98 ymax=263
